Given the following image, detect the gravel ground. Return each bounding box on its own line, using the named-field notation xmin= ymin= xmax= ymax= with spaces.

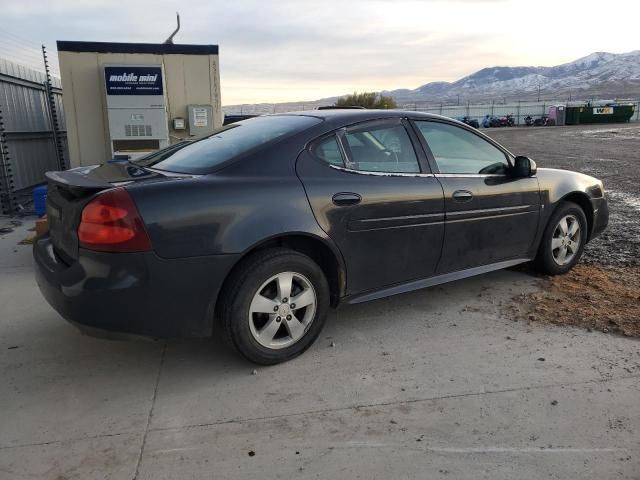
xmin=2 ymin=220 xmax=640 ymax=479
xmin=487 ymin=123 xmax=640 ymax=266
xmin=1 ymin=125 xmax=639 ymax=479
xmin=487 ymin=123 xmax=640 ymax=336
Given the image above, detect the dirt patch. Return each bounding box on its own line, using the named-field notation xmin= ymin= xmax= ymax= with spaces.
xmin=509 ymin=264 xmax=640 ymax=337
xmin=490 ymin=125 xmax=640 ymax=336
xmin=17 ymin=235 xmax=35 ymax=245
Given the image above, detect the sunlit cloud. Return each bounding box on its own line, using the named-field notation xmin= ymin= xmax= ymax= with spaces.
xmin=1 ymin=0 xmax=637 ymax=104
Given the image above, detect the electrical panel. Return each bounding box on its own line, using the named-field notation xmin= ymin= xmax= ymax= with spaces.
xmin=173 ymin=117 xmax=186 ymax=130
xmin=188 ymin=104 xmax=214 ymax=136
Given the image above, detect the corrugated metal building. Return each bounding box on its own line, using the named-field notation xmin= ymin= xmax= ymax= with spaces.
xmin=0 ymin=58 xmax=67 ymax=214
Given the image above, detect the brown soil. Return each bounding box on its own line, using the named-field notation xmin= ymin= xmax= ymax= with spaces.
xmin=17 ymin=235 xmax=35 ymax=245
xmin=509 ymin=264 xmax=640 ymax=337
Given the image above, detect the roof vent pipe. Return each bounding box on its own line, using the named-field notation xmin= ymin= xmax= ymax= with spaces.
xmin=164 ymin=12 xmax=181 ymax=44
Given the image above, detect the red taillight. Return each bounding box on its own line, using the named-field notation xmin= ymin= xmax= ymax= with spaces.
xmin=78 ymin=188 xmax=151 ymax=252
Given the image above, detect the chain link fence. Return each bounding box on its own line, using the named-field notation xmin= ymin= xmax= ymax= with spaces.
xmin=225 ymin=98 xmax=640 ymax=124
xmin=398 ymin=99 xmax=640 ymax=125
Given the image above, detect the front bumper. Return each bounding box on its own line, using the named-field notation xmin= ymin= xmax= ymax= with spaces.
xmin=34 ymin=235 xmax=239 ymax=338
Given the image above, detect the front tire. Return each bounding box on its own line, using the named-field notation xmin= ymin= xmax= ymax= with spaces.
xmin=218 ymin=248 xmax=330 ymax=365
xmin=534 ymin=201 xmax=588 ymax=275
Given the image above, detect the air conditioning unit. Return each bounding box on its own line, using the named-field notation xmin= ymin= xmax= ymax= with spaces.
xmin=104 ymin=64 xmax=169 ymax=158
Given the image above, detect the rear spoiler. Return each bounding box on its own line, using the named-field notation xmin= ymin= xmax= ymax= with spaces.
xmin=45 ymin=169 xmax=112 ymax=197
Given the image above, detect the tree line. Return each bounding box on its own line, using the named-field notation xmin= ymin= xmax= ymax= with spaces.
xmin=335 ymin=92 xmax=397 ymax=109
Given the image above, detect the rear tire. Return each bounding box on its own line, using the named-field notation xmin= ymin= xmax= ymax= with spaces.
xmin=218 ymin=248 xmax=330 ymax=365
xmin=534 ymin=201 xmax=588 ymax=275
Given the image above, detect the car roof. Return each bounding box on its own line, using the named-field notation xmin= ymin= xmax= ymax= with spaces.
xmin=266 ymin=108 xmax=514 ymax=159
xmin=272 ymin=109 xmax=447 ymax=123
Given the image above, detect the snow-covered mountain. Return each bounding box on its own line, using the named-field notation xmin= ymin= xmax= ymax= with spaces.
xmin=385 ymin=51 xmax=640 ymax=103
xmin=223 ymin=51 xmax=640 ymax=113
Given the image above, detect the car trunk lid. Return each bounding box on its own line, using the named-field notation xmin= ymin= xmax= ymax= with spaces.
xmin=45 ymin=162 xmax=169 ymax=262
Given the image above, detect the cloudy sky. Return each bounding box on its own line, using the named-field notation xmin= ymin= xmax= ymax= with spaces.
xmin=1 ymin=0 xmax=637 ymax=105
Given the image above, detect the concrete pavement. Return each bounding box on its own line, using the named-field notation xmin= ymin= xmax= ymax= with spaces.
xmin=0 ymin=220 xmax=638 ymax=479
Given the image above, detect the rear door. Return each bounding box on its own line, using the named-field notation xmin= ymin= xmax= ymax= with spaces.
xmin=296 ymin=118 xmax=445 ymax=296
xmin=412 ymin=120 xmax=540 ymax=273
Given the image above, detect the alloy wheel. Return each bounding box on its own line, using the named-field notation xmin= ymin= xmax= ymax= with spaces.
xmin=551 ymin=214 xmax=581 ymax=266
xmin=248 ymin=271 xmax=317 ymax=349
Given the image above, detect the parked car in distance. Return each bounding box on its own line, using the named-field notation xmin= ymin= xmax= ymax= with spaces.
xmin=34 ymin=110 xmax=608 ymax=364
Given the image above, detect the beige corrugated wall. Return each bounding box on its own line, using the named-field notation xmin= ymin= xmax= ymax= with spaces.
xmin=58 ymin=50 xmax=221 ymax=167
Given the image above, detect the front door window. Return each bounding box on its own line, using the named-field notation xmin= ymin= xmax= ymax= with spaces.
xmin=414 ymin=121 xmax=509 ymax=175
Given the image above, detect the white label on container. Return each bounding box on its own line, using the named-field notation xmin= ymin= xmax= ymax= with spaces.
xmin=193 ymin=108 xmax=208 ymax=127
xmin=593 ymin=107 xmax=613 ymax=115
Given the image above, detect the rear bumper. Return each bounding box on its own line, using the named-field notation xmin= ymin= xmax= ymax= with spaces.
xmin=589 ymin=197 xmax=609 ymax=241
xmin=34 ymin=236 xmax=239 ymax=338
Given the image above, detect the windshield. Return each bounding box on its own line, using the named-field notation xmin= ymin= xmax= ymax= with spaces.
xmin=135 ymin=115 xmax=321 ymax=174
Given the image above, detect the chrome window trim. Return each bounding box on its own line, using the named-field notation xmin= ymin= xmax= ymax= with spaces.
xmin=327 ymin=164 xmax=509 ymax=179
xmin=434 ymin=173 xmax=508 ymax=178
xmin=335 ymin=129 xmax=354 ymax=169
xmin=328 ymin=164 xmax=435 ymax=178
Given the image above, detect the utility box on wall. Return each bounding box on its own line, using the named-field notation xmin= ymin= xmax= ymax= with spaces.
xmin=57 ymin=41 xmax=221 ymax=167
xmin=188 ymin=104 xmax=214 ymax=136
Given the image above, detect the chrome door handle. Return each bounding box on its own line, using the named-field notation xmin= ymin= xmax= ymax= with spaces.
xmin=452 ymin=190 xmax=473 ymax=202
xmin=332 ymin=192 xmax=362 ymax=206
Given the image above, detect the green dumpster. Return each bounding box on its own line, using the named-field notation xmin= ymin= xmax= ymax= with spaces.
xmin=565 ymin=103 xmax=635 ymax=125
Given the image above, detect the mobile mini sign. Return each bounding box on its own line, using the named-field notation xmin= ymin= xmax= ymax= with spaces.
xmin=104 ymin=66 xmax=163 ymax=95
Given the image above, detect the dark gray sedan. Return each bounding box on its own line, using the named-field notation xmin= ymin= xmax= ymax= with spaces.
xmin=34 ymin=110 xmax=608 ymax=364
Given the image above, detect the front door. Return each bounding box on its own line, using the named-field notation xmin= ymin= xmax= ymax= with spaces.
xmin=412 ymin=120 xmax=540 ymax=273
xmin=296 ymin=119 xmax=445 ymax=296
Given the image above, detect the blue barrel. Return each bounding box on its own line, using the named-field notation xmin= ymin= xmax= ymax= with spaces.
xmin=33 ymin=185 xmax=48 ymax=217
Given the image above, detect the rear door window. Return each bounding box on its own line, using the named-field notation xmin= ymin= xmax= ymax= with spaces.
xmin=343 ymin=123 xmax=420 ymax=173
xmin=310 ymin=135 xmax=345 ymax=166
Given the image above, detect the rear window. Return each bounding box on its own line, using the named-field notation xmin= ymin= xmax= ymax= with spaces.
xmin=137 ymin=115 xmax=321 ymax=174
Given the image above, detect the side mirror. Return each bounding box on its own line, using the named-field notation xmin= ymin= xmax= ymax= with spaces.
xmin=512 ymin=156 xmax=537 ymax=177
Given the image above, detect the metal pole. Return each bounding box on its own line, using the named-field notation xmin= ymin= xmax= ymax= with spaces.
xmin=42 ymin=45 xmax=66 ymax=170
xmin=0 ymin=105 xmax=17 ymax=216
xmin=517 ymin=100 xmax=521 ymax=126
